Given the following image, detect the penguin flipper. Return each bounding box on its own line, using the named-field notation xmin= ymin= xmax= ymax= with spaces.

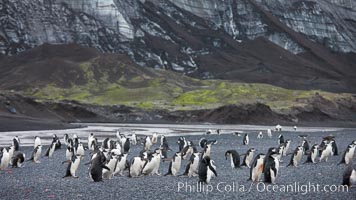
xmin=208 ymin=164 xmax=218 ymax=177
xmin=102 ymin=165 xmax=110 ymax=171
xmin=62 ymin=160 xmax=70 ymax=164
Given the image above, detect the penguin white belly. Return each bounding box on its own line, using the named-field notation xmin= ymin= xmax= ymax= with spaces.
xmin=131 ymin=134 xmax=137 ymax=145
xmin=230 ymin=155 xmax=235 ymax=169
xmin=114 ymin=157 xmax=126 ymax=176
xmin=270 ymin=168 xmax=276 ymax=184
xmin=104 ymin=159 xmax=117 ymax=179
xmin=294 ymin=152 xmax=302 ymax=166
xmin=272 ymin=157 xmax=280 ymax=183
xmin=1 ymin=153 xmax=9 ymax=169
xmin=311 ymin=150 xmax=318 ymax=163
xmin=206 ymin=168 xmax=213 ymax=183
xmin=143 ymin=160 xmax=156 ymax=175
xmin=49 ymin=146 xmax=55 ymax=158
xmin=351 ymin=170 xmax=356 ymax=183
xmin=189 ymin=159 xmax=200 ymax=177
xmin=348 ymin=146 xmax=355 ymax=162
xmin=70 ymin=159 xmax=81 ymax=177
xmin=87 ymin=138 xmax=93 ymax=150
xmin=34 ymin=139 xmax=41 ymax=148
xmin=171 ymin=159 xmax=181 ymax=176
xmin=345 ymin=151 xmax=352 ymax=165
xmin=320 ymin=147 xmax=332 ymax=162
xmin=130 ymin=158 xmax=143 ymax=177
xmin=66 ymin=150 xmax=72 ymax=161
xmin=77 ymin=147 xmax=85 ymax=156
xmin=111 ymin=148 xmax=121 ymax=156
xmin=152 ymin=156 xmax=161 ymax=175
xmin=17 ymin=160 xmax=23 ymax=168
xmin=283 ymin=144 xmax=290 ymax=156
xmin=246 ymin=154 xmax=253 ymax=168
xmin=34 ymin=149 xmax=42 ymax=163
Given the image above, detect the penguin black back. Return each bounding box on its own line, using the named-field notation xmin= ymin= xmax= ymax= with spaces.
xmin=225 ymin=150 xmax=240 ymax=168
xmin=198 ymin=156 xmax=217 ymax=183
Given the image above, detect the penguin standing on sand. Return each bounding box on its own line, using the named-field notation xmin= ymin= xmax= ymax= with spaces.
xmin=319 ymin=139 xmax=328 ymax=155
xmin=102 ymin=153 xmax=119 ymax=179
xmin=29 ymin=145 xmax=42 ymax=163
xmin=76 ymin=144 xmax=85 ymax=157
xmin=130 ymin=133 xmax=137 ymax=145
xmin=53 ymin=134 xmax=61 ymax=150
xmin=338 ymin=143 xmax=356 ymax=165
xmin=198 ymin=156 xmax=218 ymax=183
xmin=278 ymin=134 xmax=284 ymax=145
xmin=225 ymin=150 xmax=240 ymax=169
xmin=257 ymin=132 xmax=263 ymax=139
xmin=13 ymin=136 xmax=20 ymax=151
xmin=113 ymin=153 xmax=128 ymax=176
xmin=129 ymin=156 xmax=147 ymax=178
xmin=249 ymin=153 xmax=265 ymax=182
xmin=34 ymin=136 xmax=41 ymax=149
xmin=243 ymin=134 xmax=249 ymax=145
xmin=287 ymin=146 xmax=304 ymax=167
xmin=45 ymin=142 xmax=57 ymax=158
xmin=0 ymin=148 xmax=10 ymax=170
xmin=87 ymin=133 xmax=95 ymax=151
xmin=304 ymin=144 xmax=319 ymax=164
xmin=142 ymin=148 xmax=162 ymax=176
xmin=64 ymin=134 xmax=69 ymax=146
xmin=164 ymin=152 xmax=182 ymax=176
xmin=11 ymin=152 xmax=25 ymax=168
xmin=151 ymin=133 xmax=158 ymax=144
xmin=89 ymin=153 xmax=110 ymax=182
xmin=181 ymin=143 xmax=195 ymax=160
xmin=276 ymin=144 xmax=285 ymax=162
xmin=123 ymin=138 xmax=130 ymax=153
xmin=241 ymin=148 xmax=255 ymax=168
xmin=301 ymin=139 xmax=309 ymax=155
xmin=319 ymin=141 xmax=333 ymax=162
xmin=267 ymin=129 xmax=272 ymax=138
xmin=7 ymin=146 xmax=15 ymax=165
xmin=264 ymin=150 xmax=280 ymax=184
xmin=201 ymin=143 xmax=212 ymax=158
xmin=283 ymin=139 xmax=291 ymax=156
xmin=63 ymin=154 xmax=81 ymax=178
xmin=342 ymin=163 xmax=356 ymax=187
xmin=65 ymin=147 xmax=74 ymax=161
xmin=182 ymin=152 xmax=201 ymax=177
xmin=143 ymin=136 xmax=152 ymax=151
xmin=330 ymin=139 xmax=338 ymax=156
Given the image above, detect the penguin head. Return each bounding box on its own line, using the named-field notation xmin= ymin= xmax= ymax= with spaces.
xmin=258 ymin=154 xmax=266 ymax=160
xmin=250 ymin=148 xmax=256 ymax=152
xmin=313 ymin=144 xmax=319 ymax=150
xmin=297 ymin=146 xmax=304 ymax=151
xmin=175 ymin=152 xmax=182 ymax=158
xmin=224 ymin=151 xmax=231 ymax=160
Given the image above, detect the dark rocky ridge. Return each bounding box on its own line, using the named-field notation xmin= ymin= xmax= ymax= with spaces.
xmin=1 ymin=0 xmax=356 ymax=92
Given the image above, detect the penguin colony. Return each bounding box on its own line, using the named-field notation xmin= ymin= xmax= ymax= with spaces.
xmin=0 ymin=128 xmax=356 ymax=188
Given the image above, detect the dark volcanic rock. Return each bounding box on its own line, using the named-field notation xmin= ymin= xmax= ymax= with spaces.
xmin=0 ymin=0 xmax=356 ymax=92
xmin=191 ymin=103 xmax=288 ymax=124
